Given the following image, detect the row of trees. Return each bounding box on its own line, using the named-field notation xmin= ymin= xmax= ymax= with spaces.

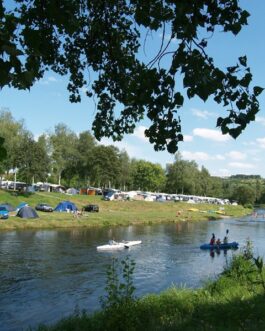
xmin=0 ymin=110 xmax=264 ymax=205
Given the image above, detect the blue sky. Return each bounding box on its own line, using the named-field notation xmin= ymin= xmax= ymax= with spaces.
xmin=1 ymin=0 xmax=265 ymax=177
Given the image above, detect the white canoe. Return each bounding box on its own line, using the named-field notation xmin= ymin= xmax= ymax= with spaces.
xmin=97 ymin=240 xmax=142 ymax=251
xmin=124 ymin=240 xmax=142 ymax=248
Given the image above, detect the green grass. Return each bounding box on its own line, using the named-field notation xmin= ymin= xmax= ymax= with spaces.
xmin=0 ymin=189 xmax=251 ymax=230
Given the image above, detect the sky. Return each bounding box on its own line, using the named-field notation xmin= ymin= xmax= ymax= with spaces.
xmin=1 ymin=0 xmax=265 ymax=177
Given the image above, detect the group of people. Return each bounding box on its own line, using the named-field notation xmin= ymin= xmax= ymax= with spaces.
xmin=210 ymin=229 xmax=229 ymax=245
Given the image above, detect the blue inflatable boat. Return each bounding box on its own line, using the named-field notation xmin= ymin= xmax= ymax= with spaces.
xmin=200 ymin=241 xmax=239 ymax=250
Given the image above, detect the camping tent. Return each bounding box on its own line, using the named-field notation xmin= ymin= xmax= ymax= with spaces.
xmin=16 ymin=202 xmax=28 ymax=211
xmin=66 ymin=188 xmax=78 ymax=195
xmin=17 ymin=206 xmax=39 ymax=219
xmin=0 ymin=203 xmax=16 ymax=212
xmin=54 ymin=201 xmax=78 ymax=212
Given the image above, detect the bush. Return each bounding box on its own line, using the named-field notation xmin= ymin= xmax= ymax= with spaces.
xmin=244 ymin=203 xmax=253 ymax=209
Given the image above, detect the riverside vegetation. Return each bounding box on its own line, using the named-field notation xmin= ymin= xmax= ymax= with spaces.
xmin=0 ymin=190 xmax=251 ymax=231
xmin=36 ymin=241 xmax=265 ymax=331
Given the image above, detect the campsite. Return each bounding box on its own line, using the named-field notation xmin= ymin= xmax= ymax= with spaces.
xmin=0 ymin=189 xmax=251 ymax=231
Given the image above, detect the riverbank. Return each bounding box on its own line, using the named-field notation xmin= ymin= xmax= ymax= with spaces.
xmin=0 ymin=190 xmax=251 ymax=230
xmin=36 ymin=249 xmax=265 ymax=331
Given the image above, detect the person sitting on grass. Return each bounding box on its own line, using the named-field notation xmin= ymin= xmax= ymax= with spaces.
xmin=73 ymin=210 xmax=82 ymax=218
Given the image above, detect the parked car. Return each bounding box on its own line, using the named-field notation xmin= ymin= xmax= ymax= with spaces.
xmin=35 ymin=203 xmax=53 ymax=212
xmin=82 ymin=204 xmax=99 ymax=212
xmin=0 ymin=206 xmax=9 ymax=219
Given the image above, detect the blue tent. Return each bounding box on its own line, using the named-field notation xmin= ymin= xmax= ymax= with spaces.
xmin=54 ymin=201 xmax=78 ymax=212
xmin=16 ymin=202 xmax=28 ymax=211
xmin=17 ymin=206 xmax=39 ymax=219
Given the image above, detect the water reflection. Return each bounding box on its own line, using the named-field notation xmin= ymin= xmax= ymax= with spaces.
xmin=1 ymin=214 xmax=265 ymax=331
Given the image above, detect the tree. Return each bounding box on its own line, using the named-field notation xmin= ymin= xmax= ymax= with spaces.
xmin=89 ymin=145 xmax=121 ymax=188
xmin=165 ymin=153 xmax=200 ymax=194
xmin=131 ymin=160 xmax=166 ymax=192
xmin=0 ymin=137 xmax=7 ymax=161
xmin=75 ymin=131 xmax=97 ymax=187
xmin=197 ymin=166 xmax=212 ymax=196
xmin=0 ymin=1 xmax=263 ymax=153
xmin=49 ymin=124 xmax=78 ymax=185
xmin=232 ymin=185 xmax=255 ymax=206
xmin=117 ymin=150 xmax=132 ymax=191
xmin=0 ymin=109 xmax=28 ymax=173
xmin=16 ymin=133 xmax=50 ymax=183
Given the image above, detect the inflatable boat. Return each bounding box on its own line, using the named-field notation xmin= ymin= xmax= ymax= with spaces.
xmin=200 ymin=241 xmax=239 ymax=250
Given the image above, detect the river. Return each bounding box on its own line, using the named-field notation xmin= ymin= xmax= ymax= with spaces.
xmin=1 ymin=211 xmax=265 ymax=331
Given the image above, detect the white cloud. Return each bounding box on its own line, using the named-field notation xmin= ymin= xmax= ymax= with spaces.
xmin=191 ymin=108 xmax=214 ymax=119
xmin=228 ymin=162 xmax=255 ymax=169
xmin=182 ymin=151 xmax=225 ymax=162
xmin=183 ymin=135 xmax=193 ymax=142
xmin=193 ymin=128 xmax=231 ymax=142
xmin=212 ymin=168 xmax=231 ymax=177
xmin=256 ymin=116 xmax=265 ymax=126
xmin=100 ymin=138 xmax=142 ymax=159
xmin=182 ymin=151 xmax=211 ymax=161
xmin=133 ymin=126 xmax=148 ymax=141
xmin=242 ymin=141 xmax=256 ymax=146
xmin=256 ymin=137 xmax=265 ymax=148
xmin=216 ymin=154 xmax=225 ymax=160
xmin=39 ymin=75 xmax=59 ymax=85
xmin=218 ymin=169 xmax=231 ymax=176
xmin=226 ymin=151 xmax=246 ymax=161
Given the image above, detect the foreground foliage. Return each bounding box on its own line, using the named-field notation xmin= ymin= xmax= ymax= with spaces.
xmin=1 ymin=1 xmax=263 ymax=152
xmin=37 ymin=244 xmax=265 ymax=331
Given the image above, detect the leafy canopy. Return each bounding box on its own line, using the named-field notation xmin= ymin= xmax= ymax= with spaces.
xmin=0 ymin=0 xmax=263 ymax=153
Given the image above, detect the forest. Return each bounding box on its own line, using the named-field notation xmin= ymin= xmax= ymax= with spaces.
xmin=0 ymin=109 xmax=264 ymax=206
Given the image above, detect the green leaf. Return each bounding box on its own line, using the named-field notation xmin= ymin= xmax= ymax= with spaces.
xmin=216 ymin=117 xmax=223 ymax=127
xmin=174 ymin=92 xmax=184 ymax=106
xmin=238 ymin=56 xmax=247 ymax=67
xmin=253 ymin=86 xmax=264 ymax=97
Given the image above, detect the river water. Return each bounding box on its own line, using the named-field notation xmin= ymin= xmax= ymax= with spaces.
xmin=1 ymin=211 xmax=265 ymax=331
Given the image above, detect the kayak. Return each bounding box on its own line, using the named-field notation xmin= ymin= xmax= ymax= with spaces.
xmin=124 ymin=240 xmax=142 ymax=248
xmin=200 ymin=241 xmax=239 ymax=250
xmin=97 ymin=242 xmax=125 ymax=250
xmin=97 ymin=240 xmax=142 ymax=251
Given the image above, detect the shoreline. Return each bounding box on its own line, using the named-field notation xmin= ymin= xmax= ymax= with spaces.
xmin=0 ymin=208 xmax=250 ymax=232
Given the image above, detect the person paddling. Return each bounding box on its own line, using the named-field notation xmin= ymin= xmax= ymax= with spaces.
xmin=210 ymin=233 xmax=216 ymax=245
xmin=223 ymin=229 xmax=229 ymax=244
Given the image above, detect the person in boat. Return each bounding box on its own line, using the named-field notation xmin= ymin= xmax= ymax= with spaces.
xmin=216 ymin=238 xmax=221 ymax=246
xmin=210 ymin=233 xmax=216 ymax=245
xmin=223 ymin=229 xmax=229 ymax=244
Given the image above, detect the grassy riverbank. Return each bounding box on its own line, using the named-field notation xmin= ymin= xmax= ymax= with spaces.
xmin=0 ymin=190 xmax=251 ymax=230
xmin=37 ymin=248 xmax=265 ymax=331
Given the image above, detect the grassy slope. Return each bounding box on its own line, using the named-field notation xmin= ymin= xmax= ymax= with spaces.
xmin=0 ymin=189 xmax=251 ymax=230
